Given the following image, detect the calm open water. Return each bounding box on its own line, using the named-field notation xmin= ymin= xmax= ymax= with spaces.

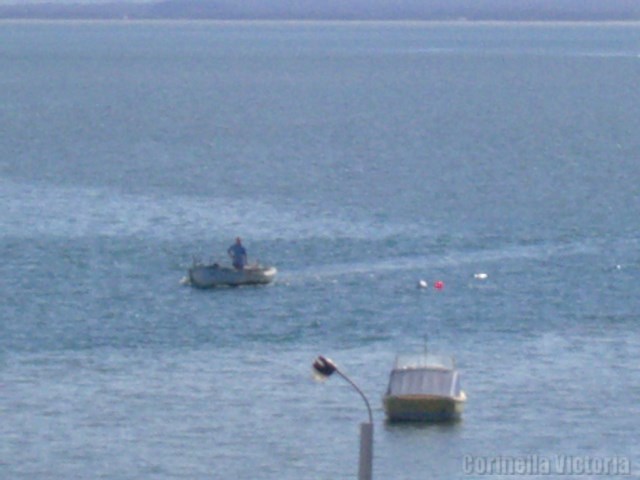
xmin=1 ymin=21 xmax=639 ymax=479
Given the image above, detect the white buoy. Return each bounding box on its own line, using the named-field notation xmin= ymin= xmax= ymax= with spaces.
xmin=417 ymin=279 xmax=428 ymax=289
xmin=474 ymin=273 xmax=488 ymax=280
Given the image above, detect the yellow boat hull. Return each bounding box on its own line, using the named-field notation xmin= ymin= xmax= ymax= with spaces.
xmin=383 ymin=392 xmax=466 ymax=422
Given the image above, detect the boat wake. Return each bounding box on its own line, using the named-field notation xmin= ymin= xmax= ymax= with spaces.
xmin=286 ymin=239 xmax=602 ymax=283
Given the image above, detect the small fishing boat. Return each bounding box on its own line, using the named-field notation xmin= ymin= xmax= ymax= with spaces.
xmin=383 ymin=351 xmax=466 ymax=422
xmin=188 ymin=262 xmax=277 ymax=288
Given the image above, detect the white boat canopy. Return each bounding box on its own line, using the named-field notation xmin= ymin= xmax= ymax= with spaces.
xmin=386 ymin=365 xmax=462 ymax=398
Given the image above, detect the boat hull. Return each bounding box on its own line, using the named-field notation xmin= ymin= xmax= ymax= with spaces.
xmin=383 ymin=393 xmax=466 ymax=422
xmin=188 ymin=265 xmax=277 ymax=288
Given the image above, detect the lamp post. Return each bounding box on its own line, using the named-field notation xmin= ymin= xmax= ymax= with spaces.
xmin=312 ymin=355 xmax=373 ymax=480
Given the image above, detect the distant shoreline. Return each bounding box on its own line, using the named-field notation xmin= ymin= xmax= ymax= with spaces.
xmin=0 ymin=0 xmax=640 ymax=24
xmin=1 ymin=18 xmax=640 ymax=26
xmin=1 ymin=0 xmax=639 ymax=24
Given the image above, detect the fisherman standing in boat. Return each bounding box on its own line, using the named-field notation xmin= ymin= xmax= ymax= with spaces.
xmin=228 ymin=237 xmax=247 ymax=270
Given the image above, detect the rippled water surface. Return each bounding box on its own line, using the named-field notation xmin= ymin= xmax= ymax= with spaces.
xmin=1 ymin=21 xmax=639 ymax=479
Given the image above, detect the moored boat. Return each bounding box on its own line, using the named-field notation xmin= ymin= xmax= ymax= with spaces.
xmin=383 ymin=352 xmax=466 ymax=422
xmin=188 ymin=262 xmax=277 ymax=288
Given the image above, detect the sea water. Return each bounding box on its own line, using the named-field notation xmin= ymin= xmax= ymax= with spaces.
xmin=1 ymin=21 xmax=639 ymax=479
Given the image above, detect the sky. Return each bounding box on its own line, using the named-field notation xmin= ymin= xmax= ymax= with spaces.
xmin=0 ymin=0 xmax=156 ymax=4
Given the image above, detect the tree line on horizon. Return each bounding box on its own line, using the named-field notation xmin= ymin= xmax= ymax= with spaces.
xmin=1 ymin=0 xmax=639 ymax=21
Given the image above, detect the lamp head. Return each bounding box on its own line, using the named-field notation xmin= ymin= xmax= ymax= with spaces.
xmin=312 ymin=355 xmax=337 ymax=382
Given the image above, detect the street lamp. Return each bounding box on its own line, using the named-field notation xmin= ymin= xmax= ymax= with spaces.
xmin=312 ymin=355 xmax=373 ymax=480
